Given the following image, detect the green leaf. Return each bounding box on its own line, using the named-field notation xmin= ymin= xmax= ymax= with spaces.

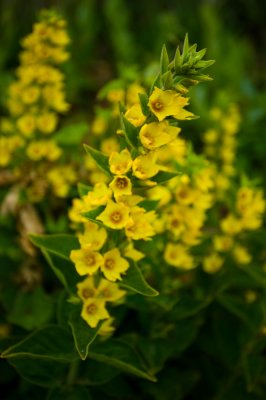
xmin=8 ymin=287 xmax=54 ymax=331
xmin=174 ymin=47 xmax=182 ymax=71
xmin=68 ymin=308 xmax=103 ymax=360
xmin=42 ymin=250 xmax=80 ymax=294
xmin=138 ymin=199 xmax=160 ymax=211
xmin=54 ymin=122 xmax=89 ymax=145
xmin=78 ymin=182 xmax=93 ymax=197
xmin=160 ymin=44 xmax=169 ymax=74
xmin=138 ymin=92 xmax=150 ymax=116
xmin=8 ymin=357 xmax=66 ymax=388
xmin=152 ymin=170 xmax=181 ymax=184
xmin=1 ymin=325 xmax=77 ymax=362
xmin=30 ymin=234 xmax=79 ymax=260
xmin=48 ymin=386 xmax=92 ymax=400
xmin=88 ymin=338 xmax=156 ymax=382
xmin=121 ymin=113 xmax=139 ymax=148
xmin=169 ymin=295 xmax=210 ymax=320
xmin=83 ymin=144 xmax=111 ymax=176
xmin=121 ymin=260 xmax=158 ymax=296
xmin=81 ymin=205 xmax=105 ymax=225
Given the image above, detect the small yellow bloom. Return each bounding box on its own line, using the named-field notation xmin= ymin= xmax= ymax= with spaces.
xmin=139 ymin=121 xmax=180 ymax=150
xmin=77 ymin=276 xmax=97 ymax=300
xmin=123 ymin=242 xmax=145 ymax=261
xmin=17 ymin=114 xmax=36 ymax=137
xmin=78 ymin=221 xmax=107 ymax=251
xmin=81 ymin=299 xmax=109 ymax=328
xmin=70 ymin=247 xmax=103 ymax=276
xmin=132 ymin=153 xmax=159 ymax=180
xmin=91 ymin=116 xmax=107 ymax=136
xmin=125 ymin=104 xmax=146 ymax=127
xmin=97 ymin=279 xmax=126 ymax=302
xmin=125 ymin=207 xmax=156 ymax=241
xmin=203 ymin=253 xmax=224 ymax=274
xmin=83 ymin=183 xmax=112 ymax=209
xmin=101 ymin=248 xmax=129 ymax=281
xmin=100 ymin=138 xmax=120 ymax=156
xmin=213 ymin=236 xmax=234 ymax=252
xmin=36 ymin=112 xmax=58 ymax=134
xmin=21 ymin=86 xmax=40 ymax=104
xmin=148 ymin=87 xmax=194 ymax=121
xmin=109 ymin=175 xmax=132 ymax=199
xmin=97 ymin=200 xmax=131 ymax=230
xmin=98 ymin=318 xmax=115 ymax=336
xmin=220 ymin=214 xmax=243 ymax=236
xmin=126 ymin=83 xmax=145 ymax=106
xmin=233 ymin=245 xmax=251 ymax=264
xmin=109 ymin=149 xmax=132 ymax=175
xmin=164 ymin=242 xmax=195 ymax=270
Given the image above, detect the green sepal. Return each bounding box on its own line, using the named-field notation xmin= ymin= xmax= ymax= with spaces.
xmin=81 ymin=205 xmax=105 ymax=225
xmin=138 ymin=199 xmax=160 ymax=211
xmin=152 ymin=170 xmax=181 ymax=184
xmin=83 ymin=144 xmax=111 ymax=176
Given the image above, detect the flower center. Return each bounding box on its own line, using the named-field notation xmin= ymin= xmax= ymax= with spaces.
xmin=105 ymin=258 xmax=115 ymax=270
xmin=86 ymin=303 xmax=97 ymax=315
xmin=115 ymin=177 xmax=128 ymax=190
xmin=110 ymin=211 xmax=122 ymax=223
xmin=153 ymin=101 xmax=163 ymax=110
xmin=82 ymin=288 xmax=95 ymax=299
xmin=85 ymin=252 xmax=96 ymax=266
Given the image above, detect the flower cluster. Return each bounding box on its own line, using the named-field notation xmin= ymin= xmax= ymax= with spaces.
xmin=1 ymin=10 xmax=74 ymax=201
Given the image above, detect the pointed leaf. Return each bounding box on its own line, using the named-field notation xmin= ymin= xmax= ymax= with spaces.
xmin=69 ymin=308 xmax=103 ymax=360
xmin=54 ymin=122 xmax=89 ymax=145
xmin=138 ymin=93 xmax=150 ymax=116
xmin=81 ymin=205 xmax=105 ymax=225
xmin=88 ymin=338 xmax=157 ymax=382
xmin=84 ymin=144 xmax=111 ymax=176
xmin=152 ymin=170 xmax=181 ymax=184
xmin=160 ymin=44 xmax=169 ymax=74
xmin=30 ymin=234 xmax=79 ymax=260
xmin=121 ymin=114 xmax=139 ymax=148
xmin=121 ymin=260 xmax=158 ymax=296
xmin=42 ymin=250 xmax=79 ymax=294
xmin=1 ymin=325 xmax=77 ymax=361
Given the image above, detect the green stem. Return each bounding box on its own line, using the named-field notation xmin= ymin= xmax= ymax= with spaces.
xmin=67 ymin=359 xmax=80 ymax=386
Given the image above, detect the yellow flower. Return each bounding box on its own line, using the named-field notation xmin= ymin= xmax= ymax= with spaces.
xmin=175 ymin=184 xmax=196 ymax=206
xmin=109 ymin=175 xmax=132 ymax=199
xmin=26 ymin=141 xmax=46 ymax=160
xmin=44 ymin=140 xmax=62 ymax=161
xmin=77 ymin=276 xmax=98 ymax=300
xmin=148 ymin=87 xmax=194 ymax=121
xmin=21 ymin=86 xmax=40 ymax=104
xmin=126 ymin=83 xmax=145 ymax=106
xmin=220 ymin=214 xmax=243 ymax=236
xmin=83 ymin=183 xmax=112 ymax=209
xmin=125 ymin=207 xmax=156 ymax=241
xmin=36 ymin=112 xmax=58 ymax=134
xmin=124 ymin=104 xmax=146 ymax=127
xmin=97 ymin=200 xmax=131 ymax=229
xmin=78 ymin=221 xmax=107 ymax=251
xmin=123 ymin=242 xmax=145 ymax=261
xmin=233 ymin=245 xmax=251 ymax=264
xmin=132 ymin=153 xmax=159 ymax=180
xmin=97 ymin=279 xmax=126 ymax=302
xmin=98 ymin=318 xmax=115 ymax=336
xmin=164 ymin=243 xmax=195 ymax=270
xmin=68 ymin=198 xmax=87 ymax=224
xmin=107 ymin=89 xmax=125 ymax=104
xmin=16 ymin=114 xmax=36 ymax=137
xmin=70 ymin=247 xmax=103 ymax=276
xmin=213 ymin=236 xmax=234 ymax=252
xmin=91 ymin=116 xmax=107 ymax=136
xmin=101 ymin=248 xmax=129 ymax=281
xmin=203 ymin=253 xmax=224 ymax=274
xmin=100 ymin=138 xmax=120 ymax=156
xmin=109 ymin=149 xmax=132 ymax=175
xmin=139 ymin=121 xmax=180 ymax=150
xmin=81 ymin=299 xmax=109 ymax=328
xmin=166 ymin=206 xmax=185 ymax=238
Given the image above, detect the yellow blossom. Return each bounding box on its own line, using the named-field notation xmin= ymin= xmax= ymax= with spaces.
xmin=100 ymin=137 xmax=120 ymax=156
xmin=101 ymin=248 xmax=129 ymax=281
xmin=233 ymin=245 xmax=251 ymax=264
xmin=203 ymin=253 xmax=224 ymax=274
xmin=16 ymin=114 xmax=36 ymax=137
xmin=125 ymin=207 xmax=156 ymax=241
xmin=36 ymin=112 xmax=58 ymax=134
xmin=164 ymin=242 xmax=195 ymax=270
xmin=220 ymin=214 xmax=243 ymax=236
xmin=78 ymin=222 xmax=107 ymax=251
xmin=213 ymin=236 xmax=234 ymax=252
xmin=125 ymin=104 xmax=146 ymax=127
xmin=83 ymin=183 xmax=112 ymax=209
xmin=70 ymin=247 xmax=103 ymax=276
xmin=77 ymin=276 xmax=98 ymax=300
xmin=132 ymin=153 xmax=159 ymax=180
xmin=148 ymin=87 xmax=194 ymax=121
xmin=98 ymin=318 xmax=115 ymax=336
xmin=81 ymin=299 xmax=109 ymax=328
xmin=123 ymin=242 xmax=145 ymax=261
xmin=97 ymin=279 xmax=126 ymax=302
xmin=97 ymin=200 xmax=131 ymax=229
xmin=109 ymin=149 xmax=132 ymax=175
xmin=139 ymin=121 xmax=181 ymax=150
xmin=109 ymin=175 xmax=132 ymax=199
xmin=91 ymin=116 xmax=108 ymax=136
